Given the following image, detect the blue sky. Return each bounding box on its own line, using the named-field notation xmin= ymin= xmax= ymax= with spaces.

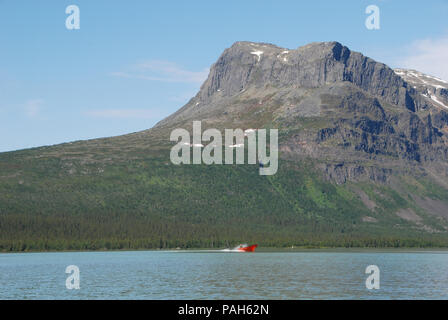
xmin=1 ymin=0 xmax=447 ymax=152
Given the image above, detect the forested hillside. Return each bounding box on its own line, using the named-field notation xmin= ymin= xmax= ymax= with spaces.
xmin=2 ymin=41 xmax=448 ymax=251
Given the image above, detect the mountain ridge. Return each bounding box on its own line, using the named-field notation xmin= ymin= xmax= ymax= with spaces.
xmin=152 ymin=41 xmax=448 ymax=185
xmin=156 ymin=41 xmax=419 ymax=129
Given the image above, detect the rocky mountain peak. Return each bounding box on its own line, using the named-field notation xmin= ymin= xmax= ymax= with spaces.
xmin=157 ymin=41 xmax=417 ymax=128
xmin=209 ymin=41 xmax=416 ymax=111
xmin=154 ymin=41 xmax=448 ymax=185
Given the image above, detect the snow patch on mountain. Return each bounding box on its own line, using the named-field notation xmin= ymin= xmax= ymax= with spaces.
xmin=394 ymin=68 xmax=447 ymax=89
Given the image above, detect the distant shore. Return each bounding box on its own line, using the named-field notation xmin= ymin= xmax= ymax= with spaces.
xmin=2 ymin=246 xmax=448 ymax=254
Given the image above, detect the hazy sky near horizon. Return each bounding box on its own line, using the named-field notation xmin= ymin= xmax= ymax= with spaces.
xmin=1 ymin=0 xmax=447 ymax=152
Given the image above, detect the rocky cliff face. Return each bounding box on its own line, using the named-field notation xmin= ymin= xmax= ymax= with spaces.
xmin=200 ymin=41 xmax=414 ymax=109
xmin=155 ymin=41 xmax=448 ymax=184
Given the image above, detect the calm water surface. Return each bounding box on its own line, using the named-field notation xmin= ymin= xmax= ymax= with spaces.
xmin=1 ymin=250 xmax=447 ymax=299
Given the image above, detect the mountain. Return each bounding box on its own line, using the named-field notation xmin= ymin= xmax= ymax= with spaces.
xmin=157 ymin=41 xmax=448 ymax=180
xmin=1 ymin=41 xmax=448 ymax=251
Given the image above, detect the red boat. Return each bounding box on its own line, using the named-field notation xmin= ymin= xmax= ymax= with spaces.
xmin=232 ymin=244 xmax=258 ymax=252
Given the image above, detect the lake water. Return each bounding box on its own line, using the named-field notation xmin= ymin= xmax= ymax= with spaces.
xmin=1 ymin=250 xmax=448 ymax=299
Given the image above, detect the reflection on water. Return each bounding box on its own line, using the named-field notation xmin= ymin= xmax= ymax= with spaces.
xmin=1 ymin=250 xmax=447 ymax=299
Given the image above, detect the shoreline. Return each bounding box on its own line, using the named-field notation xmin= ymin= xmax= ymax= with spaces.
xmin=2 ymin=246 xmax=448 ymax=254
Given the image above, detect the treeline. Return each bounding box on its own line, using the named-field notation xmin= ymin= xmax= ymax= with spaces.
xmin=1 ymin=235 xmax=447 ymax=252
xmin=2 ymin=156 xmax=448 ymax=252
xmin=1 ymin=211 xmax=447 ymax=252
